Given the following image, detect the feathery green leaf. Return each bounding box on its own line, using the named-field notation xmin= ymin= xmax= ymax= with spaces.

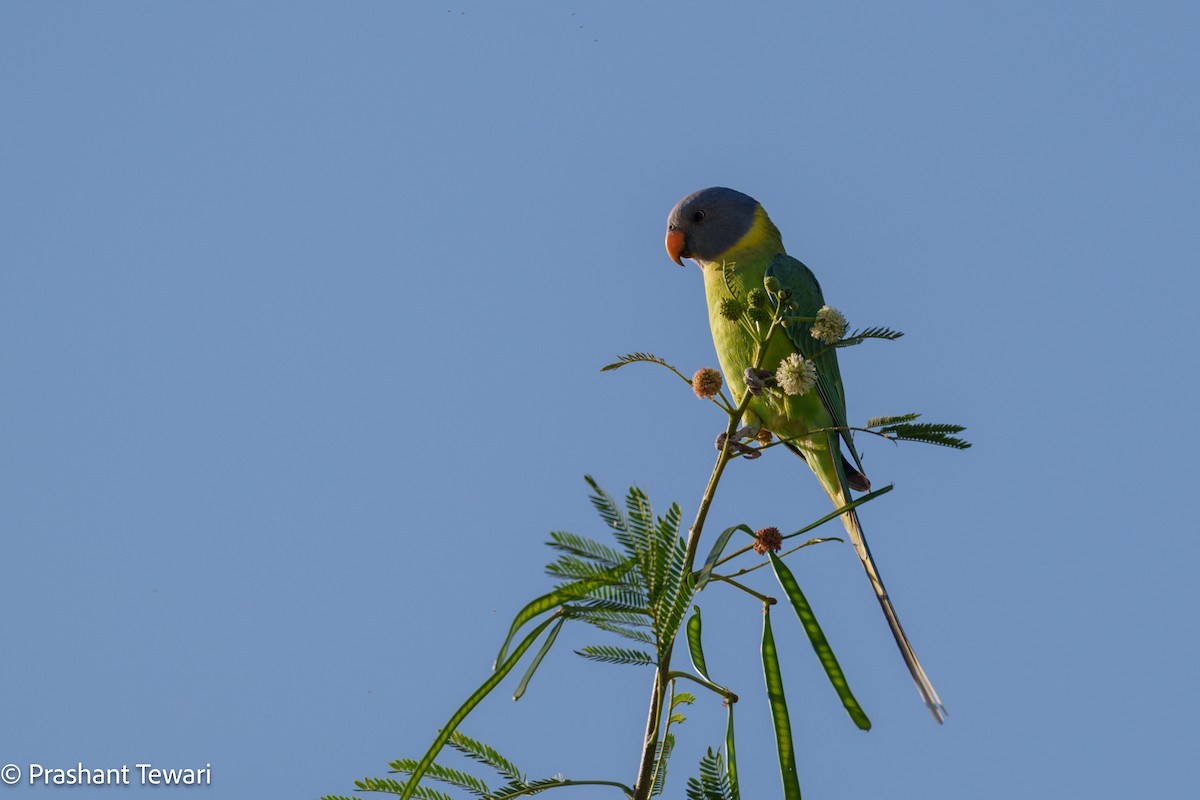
xmin=545 ymin=554 xmax=632 ymax=581
xmin=571 ymin=607 xmax=653 ymax=627
xmin=864 ymin=412 xmax=922 ymax=428
xmin=355 ymin=777 xmax=456 ymax=800
xmin=671 ymin=691 xmax=697 ymax=709
xmin=575 ymin=644 xmax=656 ymax=666
xmin=880 ymin=422 xmax=971 ymax=449
xmin=390 ymin=760 xmax=491 ymax=798
xmin=446 ymin=732 xmax=524 ymax=785
xmin=650 ymin=732 xmax=675 ymax=797
xmin=568 ymin=584 xmax=648 ymax=612
xmin=833 ymin=325 xmax=904 ymax=347
xmin=656 ymin=570 xmax=695 ymax=657
xmin=546 ymin=531 xmax=624 ymax=567
xmin=581 ymin=617 xmax=656 ymax=644
xmin=685 ymin=749 xmax=734 ymax=800
xmin=600 ymin=352 xmax=689 ymax=384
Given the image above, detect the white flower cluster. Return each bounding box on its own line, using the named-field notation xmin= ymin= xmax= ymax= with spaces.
xmin=775 ymin=352 xmax=817 ymax=396
xmin=809 ymin=305 xmax=847 ymax=344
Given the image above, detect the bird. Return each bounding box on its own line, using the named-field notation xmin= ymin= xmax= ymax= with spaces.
xmin=665 ymin=186 xmax=945 ymax=723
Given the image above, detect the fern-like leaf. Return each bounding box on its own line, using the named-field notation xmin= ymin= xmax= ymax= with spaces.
xmin=600 ymin=353 xmax=688 ymax=384
xmin=447 ymin=732 xmax=524 ymax=784
xmin=546 ymin=554 xmax=632 ymax=581
xmin=571 ymin=607 xmax=653 ymax=627
xmin=357 ymin=776 xmax=455 ymax=800
xmin=389 ymin=759 xmax=490 ymax=798
xmin=548 ymin=564 xmax=638 ymax=602
xmin=564 ymin=584 xmax=648 ymax=612
xmin=880 ymin=422 xmax=971 ymax=449
xmin=864 ymin=412 xmax=922 ymax=428
xmin=584 ymin=476 xmax=635 ymax=552
xmin=655 ymin=570 xmax=695 ymax=659
xmin=546 ymin=531 xmax=624 ymax=567
xmin=833 ymin=325 xmax=904 ymax=347
xmin=648 ymin=503 xmax=684 ymax=610
xmin=685 ymin=749 xmax=733 ymax=800
xmin=626 ymin=487 xmax=658 ymax=593
xmin=575 ymin=644 xmax=656 ymax=666
xmin=582 ymin=617 xmax=656 ymax=644
xmin=650 ymin=732 xmax=676 ymax=797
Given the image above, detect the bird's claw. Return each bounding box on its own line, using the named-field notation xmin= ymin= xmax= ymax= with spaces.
xmin=743 ymin=368 xmax=773 ymax=397
xmin=715 ymin=427 xmax=762 ymax=460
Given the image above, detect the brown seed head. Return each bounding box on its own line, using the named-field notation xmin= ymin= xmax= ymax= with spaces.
xmin=753 ymin=526 xmax=782 ymax=555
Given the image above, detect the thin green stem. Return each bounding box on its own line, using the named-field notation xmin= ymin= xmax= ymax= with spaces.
xmin=665 ymin=670 xmax=739 ymax=704
xmin=631 ymin=293 xmax=790 ymax=800
xmin=493 ymin=779 xmax=636 ymax=798
xmin=709 ymin=574 xmax=778 ymax=605
xmin=632 ymin=399 xmax=750 ymax=799
xmin=632 ymin=442 xmax=734 ymax=800
xmin=720 ymin=538 xmax=841 ymax=580
xmin=707 ymin=390 xmax=738 ymax=416
xmin=648 ymin=678 xmax=677 ymax=795
xmin=712 ymin=541 xmax=757 ymax=569
xmin=764 ymin=424 xmax=903 ymax=450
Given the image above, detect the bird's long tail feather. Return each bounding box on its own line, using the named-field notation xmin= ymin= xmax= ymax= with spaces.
xmin=840 ymin=505 xmax=946 ymax=723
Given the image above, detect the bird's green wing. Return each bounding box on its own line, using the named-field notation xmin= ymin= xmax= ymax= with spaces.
xmin=766 ymin=254 xmax=865 ymax=475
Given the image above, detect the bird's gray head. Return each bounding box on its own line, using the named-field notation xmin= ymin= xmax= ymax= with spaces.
xmin=665 ymin=186 xmax=760 ymax=266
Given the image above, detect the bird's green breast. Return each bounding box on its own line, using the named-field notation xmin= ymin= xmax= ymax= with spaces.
xmin=700 ymin=210 xmax=833 ymax=448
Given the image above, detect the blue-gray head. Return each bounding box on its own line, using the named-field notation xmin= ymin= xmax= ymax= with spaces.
xmin=665 ymin=187 xmax=760 ymax=265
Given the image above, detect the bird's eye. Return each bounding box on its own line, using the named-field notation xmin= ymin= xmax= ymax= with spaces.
xmin=692 ymin=210 xmax=705 ymax=223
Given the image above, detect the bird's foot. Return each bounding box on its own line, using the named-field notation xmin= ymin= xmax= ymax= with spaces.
xmin=716 ymin=426 xmax=762 ymax=459
xmin=743 ymin=368 xmax=774 ymax=397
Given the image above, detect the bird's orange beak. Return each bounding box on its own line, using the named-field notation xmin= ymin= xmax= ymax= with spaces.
xmin=665 ymin=229 xmax=686 ymax=266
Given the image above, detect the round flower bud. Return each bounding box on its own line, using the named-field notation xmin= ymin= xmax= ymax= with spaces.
xmin=692 ymin=368 xmax=723 ymax=399
xmin=718 ymin=296 xmax=746 ymax=321
xmin=747 ymin=306 xmax=772 ymax=323
xmin=763 ymin=276 xmax=780 ymax=293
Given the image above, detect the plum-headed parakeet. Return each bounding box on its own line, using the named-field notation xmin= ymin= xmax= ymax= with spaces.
xmin=665 ymin=186 xmax=945 ymax=723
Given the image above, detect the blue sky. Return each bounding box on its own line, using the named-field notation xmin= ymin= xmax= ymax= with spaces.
xmin=2 ymin=2 xmax=1198 ymax=798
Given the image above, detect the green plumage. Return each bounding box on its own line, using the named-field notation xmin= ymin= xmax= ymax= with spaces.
xmin=667 ymin=188 xmax=945 ymax=722
xmin=703 ymin=233 xmax=862 ymax=501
